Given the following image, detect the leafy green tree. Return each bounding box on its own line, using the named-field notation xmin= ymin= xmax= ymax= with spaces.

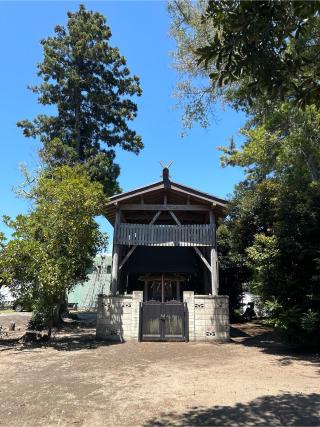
xmin=196 ymin=1 xmax=320 ymax=108
xmin=222 ymin=104 xmax=320 ymax=347
xmin=169 ymin=0 xmax=320 ymax=128
xmin=0 ymin=165 xmax=107 ymax=333
xmin=217 ymin=223 xmax=250 ymax=321
xmin=18 ymin=5 xmax=143 ymax=195
xmin=168 ymin=0 xmax=220 ymax=130
xmin=0 ymin=233 xmax=6 ymax=289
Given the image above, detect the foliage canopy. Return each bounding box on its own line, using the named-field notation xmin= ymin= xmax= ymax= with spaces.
xmin=0 ymin=165 xmax=107 ymax=330
xmin=197 ymin=1 xmax=320 ymax=108
xmin=169 ymin=0 xmax=320 ymax=347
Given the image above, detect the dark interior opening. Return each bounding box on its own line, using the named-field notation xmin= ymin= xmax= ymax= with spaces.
xmin=119 ymin=246 xmax=211 ymax=296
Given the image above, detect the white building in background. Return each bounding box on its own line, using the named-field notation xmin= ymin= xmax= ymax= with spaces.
xmin=0 ymin=286 xmax=15 ymax=305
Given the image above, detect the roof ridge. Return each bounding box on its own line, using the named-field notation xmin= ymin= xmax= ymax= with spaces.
xmin=108 ymin=179 xmax=227 ymax=206
xmin=109 ymin=180 xmax=163 ymax=200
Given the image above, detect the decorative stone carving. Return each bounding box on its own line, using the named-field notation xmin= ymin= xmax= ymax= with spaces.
xmin=195 ymin=303 xmax=204 ymax=308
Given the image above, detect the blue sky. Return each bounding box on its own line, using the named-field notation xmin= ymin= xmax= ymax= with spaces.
xmin=0 ymin=1 xmax=245 ymax=247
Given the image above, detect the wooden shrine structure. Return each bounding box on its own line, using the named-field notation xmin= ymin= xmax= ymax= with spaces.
xmin=97 ymin=165 xmax=230 ymax=342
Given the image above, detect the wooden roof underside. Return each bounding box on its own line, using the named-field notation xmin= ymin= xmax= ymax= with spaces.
xmin=104 ymin=180 xmax=227 ymax=226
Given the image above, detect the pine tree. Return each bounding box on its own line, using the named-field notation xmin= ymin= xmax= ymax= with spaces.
xmin=18 ymin=4 xmax=143 ymax=195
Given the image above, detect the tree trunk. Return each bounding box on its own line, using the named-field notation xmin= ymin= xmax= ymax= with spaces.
xmin=74 ymin=57 xmax=82 ymax=159
xmin=47 ymin=317 xmax=53 ymax=339
xmin=74 ymin=87 xmax=81 ymax=159
xmin=306 ymin=154 xmax=320 ymax=181
xmin=52 ymin=298 xmax=68 ymax=328
xmin=52 ymin=305 xmax=61 ymax=328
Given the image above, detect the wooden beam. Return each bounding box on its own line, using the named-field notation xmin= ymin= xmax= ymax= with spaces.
xmin=209 ymin=210 xmax=216 ymax=246
xmin=124 ymin=212 xmax=206 ymax=222
xmin=210 ymin=210 xmax=218 ymax=295
xmin=194 ymin=247 xmax=211 ymax=272
xmin=209 ymin=210 xmax=215 ymax=227
xmin=120 ymin=211 xmax=127 ymax=223
xmin=161 ymin=274 xmax=164 ymax=303
xmin=149 ymin=210 xmax=162 ymax=224
xmin=108 ymin=184 xmax=164 ymax=205
xmin=118 ymin=246 xmax=136 ymax=272
xmin=210 ymin=247 xmax=218 ymax=295
xmin=119 ymin=204 xmax=210 ymax=212
xmin=170 ymin=185 xmax=219 ymax=205
xmin=169 ymin=210 xmax=211 ymax=271
xmin=111 ymin=208 xmax=120 ymax=295
xmin=119 ymin=210 xmax=162 ymax=271
xmin=176 ymin=281 xmax=180 ymax=301
xmin=144 ymin=281 xmax=148 ymax=302
xmin=169 ymin=210 xmax=181 ymax=225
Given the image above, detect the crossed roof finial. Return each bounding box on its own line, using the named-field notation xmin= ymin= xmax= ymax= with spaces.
xmin=160 ymin=160 xmax=173 ymax=170
xmin=160 ymin=161 xmax=173 ymax=187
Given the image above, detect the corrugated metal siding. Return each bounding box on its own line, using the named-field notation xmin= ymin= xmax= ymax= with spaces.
xmin=68 ymin=255 xmax=112 ymax=309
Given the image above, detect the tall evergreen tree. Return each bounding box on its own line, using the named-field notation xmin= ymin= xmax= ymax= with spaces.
xmin=18 ymin=5 xmax=143 ymax=195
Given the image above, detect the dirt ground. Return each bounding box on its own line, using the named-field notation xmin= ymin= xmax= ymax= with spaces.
xmin=0 ymin=312 xmax=319 ymax=427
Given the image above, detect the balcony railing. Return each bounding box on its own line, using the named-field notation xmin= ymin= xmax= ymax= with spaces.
xmin=115 ymin=223 xmax=215 ymax=247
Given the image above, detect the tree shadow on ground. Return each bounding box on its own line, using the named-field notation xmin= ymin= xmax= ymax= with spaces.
xmin=144 ymin=393 xmax=320 ymax=426
xmin=49 ymin=324 xmax=124 ymax=352
xmin=0 ymin=321 xmax=123 ymax=352
xmin=230 ymin=322 xmax=320 ymax=369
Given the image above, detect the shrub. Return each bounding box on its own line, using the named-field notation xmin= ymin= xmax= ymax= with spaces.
xmin=265 ymin=300 xmax=320 ymax=350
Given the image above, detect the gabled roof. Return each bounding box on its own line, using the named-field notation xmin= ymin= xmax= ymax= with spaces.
xmin=104 ymin=172 xmax=228 ymax=225
xmin=108 ymin=180 xmax=227 ymax=206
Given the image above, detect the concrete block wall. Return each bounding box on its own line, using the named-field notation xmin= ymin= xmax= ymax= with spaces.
xmin=96 ymin=290 xmax=229 ymax=343
xmin=96 ymin=291 xmax=143 ymax=341
xmin=184 ymin=292 xmax=230 ymax=342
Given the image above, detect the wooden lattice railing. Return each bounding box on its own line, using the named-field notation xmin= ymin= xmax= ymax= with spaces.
xmin=115 ymin=223 xmax=215 ymax=247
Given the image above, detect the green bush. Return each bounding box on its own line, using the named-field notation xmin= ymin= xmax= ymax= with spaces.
xmin=28 ymin=299 xmax=51 ymax=331
xmin=265 ymin=300 xmax=320 ymax=350
xmin=301 ymin=309 xmax=320 ymax=333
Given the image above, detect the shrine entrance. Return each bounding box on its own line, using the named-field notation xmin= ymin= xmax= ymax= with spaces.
xmin=140 ymin=274 xmax=186 ymax=302
xmin=139 ymin=274 xmax=187 ymax=341
xmin=140 ymin=300 xmax=187 ymax=341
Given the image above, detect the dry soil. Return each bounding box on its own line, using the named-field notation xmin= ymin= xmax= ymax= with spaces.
xmin=0 ymin=313 xmax=319 ymax=426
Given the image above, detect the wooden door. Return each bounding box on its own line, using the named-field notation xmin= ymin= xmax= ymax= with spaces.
xmin=141 ymin=301 xmax=187 ymax=342
xmin=141 ymin=301 xmax=162 ymax=340
xmin=163 ymin=301 xmax=186 ymax=341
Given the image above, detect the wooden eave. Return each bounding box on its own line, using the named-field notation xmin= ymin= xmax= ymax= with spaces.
xmin=104 ymin=180 xmax=228 ymax=226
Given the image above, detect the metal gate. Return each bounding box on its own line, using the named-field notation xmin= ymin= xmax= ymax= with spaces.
xmin=140 ymin=301 xmax=188 ymax=341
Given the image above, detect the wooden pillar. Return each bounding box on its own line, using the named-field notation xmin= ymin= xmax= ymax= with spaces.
xmin=111 ymin=208 xmax=120 ymax=295
xmin=144 ymin=281 xmax=148 ymax=302
xmin=209 ymin=209 xmax=219 ymax=296
xmin=161 ymin=274 xmax=164 ymax=303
